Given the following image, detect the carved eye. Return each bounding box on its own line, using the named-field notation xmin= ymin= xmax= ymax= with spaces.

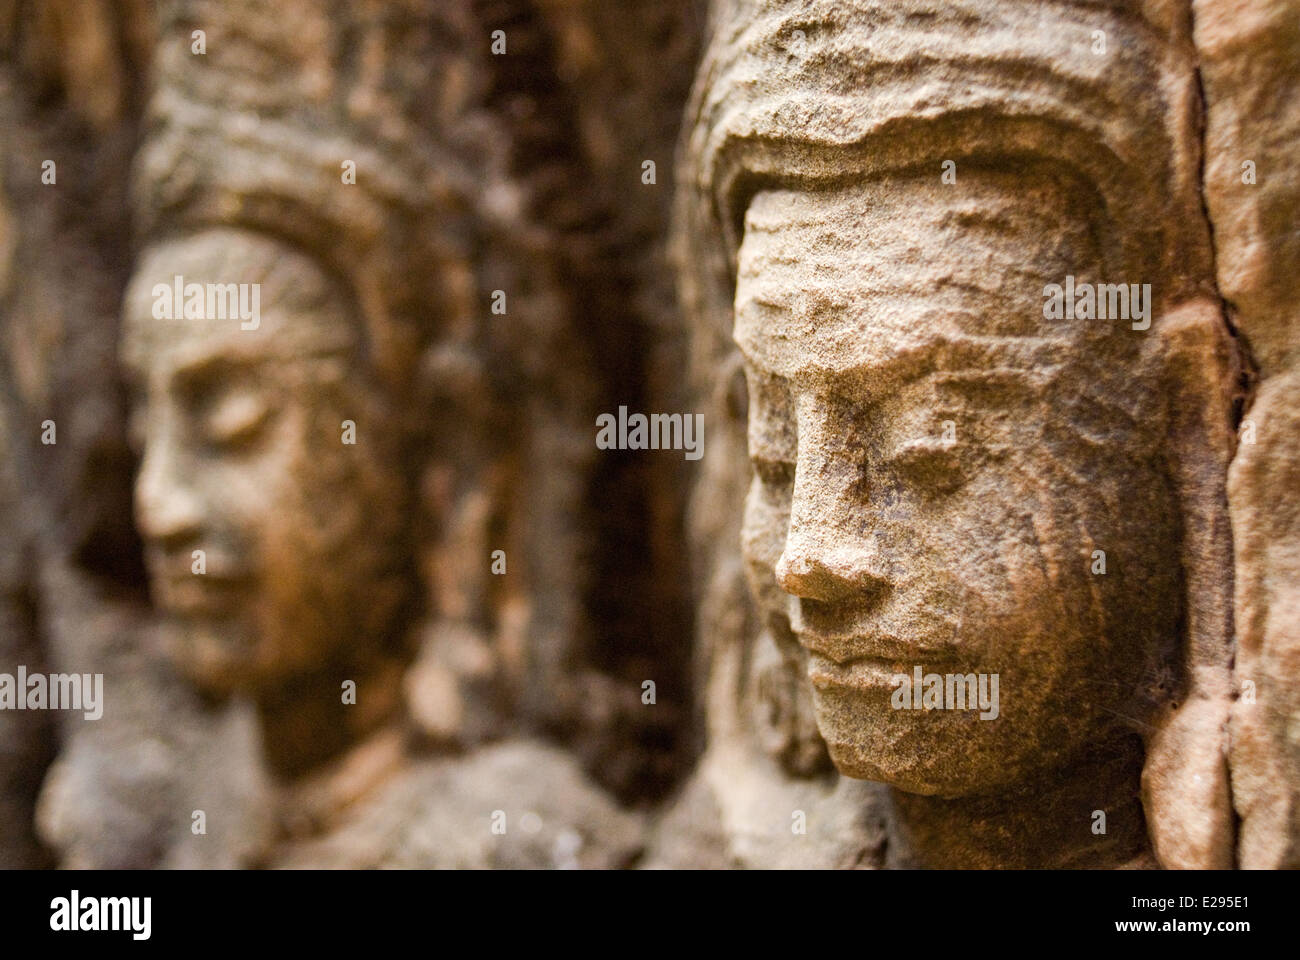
xmin=201 ymin=389 xmax=271 ymax=448
xmin=888 ymin=439 xmax=966 ymax=495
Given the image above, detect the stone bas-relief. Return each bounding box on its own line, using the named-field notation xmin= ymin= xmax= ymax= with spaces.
xmin=654 ymin=0 xmax=1297 ymax=869
xmin=4 ymin=0 xmax=1299 ymax=871
xmin=29 ymin=0 xmax=657 ymax=869
xmin=122 ymin=231 xmax=411 ymax=742
xmin=40 ymin=228 xmax=643 ymax=869
xmin=1194 ymin=0 xmax=1300 ymax=870
xmin=734 ymin=173 xmax=1210 ymax=868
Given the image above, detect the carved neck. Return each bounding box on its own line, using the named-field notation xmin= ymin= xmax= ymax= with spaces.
xmin=888 ymin=734 xmax=1151 ymax=868
xmin=254 ymin=654 xmax=406 ymax=782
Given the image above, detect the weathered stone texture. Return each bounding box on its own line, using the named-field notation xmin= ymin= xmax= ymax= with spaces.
xmin=2 ymin=0 xmax=1298 ymax=871
xmin=657 ymin=0 xmax=1287 ymax=869
xmin=1195 ymin=0 xmax=1300 ymax=869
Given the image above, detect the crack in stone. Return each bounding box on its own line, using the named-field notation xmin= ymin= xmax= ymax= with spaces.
xmin=1187 ymin=1 xmax=1259 ymax=432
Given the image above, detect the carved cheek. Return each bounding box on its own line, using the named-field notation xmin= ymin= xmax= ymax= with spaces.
xmin=254 ymin=405 xmax=359 ymax=561
xmin=741 ymin=475 xmax=790 ymax=594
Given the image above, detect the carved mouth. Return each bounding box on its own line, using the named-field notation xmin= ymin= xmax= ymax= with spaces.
xmin=152 ymin=574 xmax=250 ymax=615
xmin=805 ymin=652 xmax=921 ymax=691
xmin=795 ymin=630 xmax=952 ymax=664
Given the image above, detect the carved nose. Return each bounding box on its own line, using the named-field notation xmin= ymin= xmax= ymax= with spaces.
xmin=135 ymin=443 xmax=204 ymax=547
xmin=775 ymin=540 xmax=890 ymax=604
xmin=776 ymin=392 xmax=891 ymax=604
xmin=775 ymin=550 xmax=832 ymax=599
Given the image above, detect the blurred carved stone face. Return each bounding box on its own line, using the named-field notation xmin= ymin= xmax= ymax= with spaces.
xmin=121 ymin=229 xmax=409 ymax=695
xmin=736 ymin=173 xmax=1175 ymax=796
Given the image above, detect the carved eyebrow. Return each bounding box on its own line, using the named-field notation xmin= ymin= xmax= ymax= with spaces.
xmin=166 ymin=341 xmax=358 ymax=392
xmin=736 ymin=324 xmax=1067 ymax=403
xmin=928 ymin=364 xmax=1062 ymax=398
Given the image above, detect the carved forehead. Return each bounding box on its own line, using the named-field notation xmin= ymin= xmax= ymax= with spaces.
xmin=121 ymin=228 xmax=357 ymax=376
xmin=733 ymin=178 xmax=1094 ymax=383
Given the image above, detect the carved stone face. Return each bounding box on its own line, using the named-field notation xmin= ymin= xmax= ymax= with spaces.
xmin=736 ymin=172 xmax=1179 ymax=796
xmin=121 ymin=229 xmax=411 ymax=695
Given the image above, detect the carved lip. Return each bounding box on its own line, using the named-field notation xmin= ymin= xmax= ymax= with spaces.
xmin=152 ymin=574 xmax=250 ymax=614
xmin=796 ymin=631 xmax=952 ymax=665
xmin=806 ymin=652 xmax=916 ymax=690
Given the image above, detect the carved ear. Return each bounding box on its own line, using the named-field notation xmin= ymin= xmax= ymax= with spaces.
xmin=1139 ymin=299 xmax=1239 ymax=869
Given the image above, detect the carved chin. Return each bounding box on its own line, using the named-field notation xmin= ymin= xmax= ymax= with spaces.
xmin=166 ymin=608 xmax=288 ymax=692
xmin=165 ymin=616 xmax=261 ymax=695
xmin=824 ymin=739 xmax=951 ymax=797
xmin=168 ymin=614 xmax=351 ymax=696
xmin=811 ymin=686 xmax=991 ymax=797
